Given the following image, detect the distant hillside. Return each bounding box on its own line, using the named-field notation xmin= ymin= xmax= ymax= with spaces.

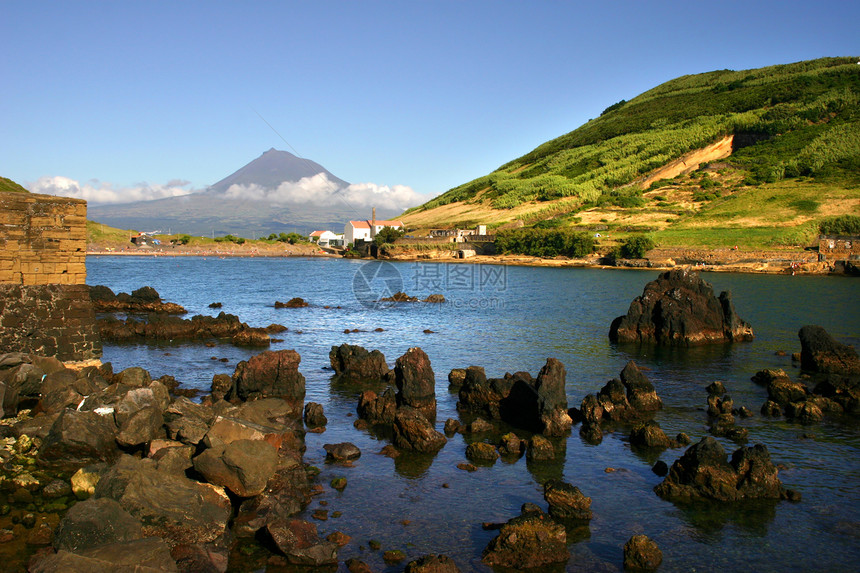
xmin=89 ymin=149 xmax=395 ymax=237
xmin=0 ymin=177 xmax=29 ymax=194
xmin=403 ymin=57 xmax=860 ymax=248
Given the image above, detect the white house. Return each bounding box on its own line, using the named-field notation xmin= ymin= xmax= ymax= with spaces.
xmin=344 ymin=219 xmax=403 ymax=245
xmin=309 ymin=230 xmax=343 ymax=247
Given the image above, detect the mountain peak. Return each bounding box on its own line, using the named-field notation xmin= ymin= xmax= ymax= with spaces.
xmin=208 ymin=149 xmax=348 ymax=194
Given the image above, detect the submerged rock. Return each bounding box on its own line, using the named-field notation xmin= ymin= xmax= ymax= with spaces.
xmin=543 ymin=479 xmax=592 ymax=521
xmin=624 ymin=534 xmax=663 ymax=571
xmin=329 ymin=344 xmax=390 ymax=383
xmin=609 ymin=268 xmax=754 ymax=345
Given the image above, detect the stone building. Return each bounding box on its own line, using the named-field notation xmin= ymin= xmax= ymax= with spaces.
xmin=818 ymin=235 xmax=860 ymax=262
xmin=0 ymin=191 xmax=101 ymax=362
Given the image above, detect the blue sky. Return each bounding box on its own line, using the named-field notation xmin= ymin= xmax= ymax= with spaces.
xmin=2 ymin=1 xmax=858 ymax=209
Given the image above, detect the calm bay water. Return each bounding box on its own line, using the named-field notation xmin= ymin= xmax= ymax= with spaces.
xmin=87 ymin=256 xmax=860 ymax=572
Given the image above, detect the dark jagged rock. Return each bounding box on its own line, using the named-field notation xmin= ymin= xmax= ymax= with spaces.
xmin=609 ymin=268 xmax=754 ymax=345
xmin=394 ymin=347 xmax=437 ymax=418
xmin=544 ymin=479 xmax=592 ymax=520
xmin=624 ymin=534 xmax=663 ymax=571
xmin=97 ymin=311 xmax=269 ymax=347
xmin=90 ymin=284 xmax=187 ymax=314
xmin=654 ymin=436 xmax=788 ymax=501
xmin=392 ymin=407 xmax=446 ymax=453
xmin=380 ymin=292 xmax=418 ymax=302
xmin=482 ymin=506 xmax=568 ymax=569
xmin=498 ymin=432 xmax=526 ymax=458
xmin=329 ymin=344 xmax=390 ymax=382
xmin=228 ymin=349 xmax=305 ymax=402
xmin=457 ymin=359 xmax=571 ymax=435
xmin=447 ymin=368 xmax=467 ymax=389
xmin=579 ymin=361 xmax=663 ymax=432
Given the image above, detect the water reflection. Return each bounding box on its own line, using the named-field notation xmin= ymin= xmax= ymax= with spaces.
xmin=669 ymin=498 xmax=779 ymax=538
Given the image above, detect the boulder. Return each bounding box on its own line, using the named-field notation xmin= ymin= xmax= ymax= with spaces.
xmin=38 ymin=409 xmax=121 ymax=470
xmin=465 ymin=442 xmax=499 ymax=463
xmin=620 ymin=361 xmax=662 ymax=411
xmin=209 ymin=374 xmax=233 ymax=402
xmin=94 ymin=455 xmax=232 ymax=546
xmin=544 ymin=479 xmax=592 ymax=520
xmin=498 ymin=433 xmax=526 ymax=457
xmin=264 ymin=517 xmax=338 ymax=566
xmin=405 ymin=554 xmax=461 ymax=573
xmin=654 ymin=436 xmax=788 ymax=501
xmin=447 ymin=368 xmax=467 ymax=389
xmin=357 ymin=388 xmax=397 ymax=425
xmin=623 ymin=534 xmax=663 ymax=571
xmin=193 ymin=439 xmax=278 ymax=497
xmin=164 ymin=397 xmax=216 ymax=446
xmin=482 ymin=507 xmax=568 ymax=569
xmin=609 ymin=268 xmax=754 ymax=345
xmin=53 ymin=497 xmax=143 ymax=552
xmin=228 ymin=349 xmax=306 ymax=402
xmin=329 ymin=344 xmax=390 ymax=382
xmin=752 ymin=369 xmax=809 ymax=405
xmin=392 ymin=408 xmax=447 ymax=453
xmin=394 ymin=347 xmax=437 ymax=417
xmin=799 ymin=325 xmax=860 ymax=375
xmin=30 ymin=537 xmax=178 ymax=573
xmin=526 ymin=434 xmax=555 ymax=461
xmin=231 ymin=328 xmax=271 ymax=347
xmin=534 ymin=358 xmax=572 ymax=436
xmin=275 ymin=297 xmax=309 ymax=308
xmin=579 ymin=362 xmax=664 ymax=427
xmin=629 ymin=420 xmax=674 ymax=449
xmin=303 ymin=402 xmax=328 ymax=427
xmin=203 ymin=415 xmax=295 ymax=451
xmin=323 ymin=442 xmax=362 ymax=462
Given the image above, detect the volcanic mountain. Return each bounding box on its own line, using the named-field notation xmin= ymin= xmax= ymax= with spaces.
xmin=88 ymin=149 xmax=398 ymax=237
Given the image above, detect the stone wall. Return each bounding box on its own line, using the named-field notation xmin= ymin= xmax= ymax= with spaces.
xmin=0 ymin=284 xmax=101 ymax=361
xmin=819 ymin=235 xmax=860 ymax=261
xmin=0 ymin=192 xmax=100 ymax=361
xmin=0 ymin=192 xmax=87 ymax=285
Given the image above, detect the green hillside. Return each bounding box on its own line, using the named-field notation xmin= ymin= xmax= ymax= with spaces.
xmin=403 ymin=57 xmax=860 ymax=249
xmin=0 ymin=177 xmax=30 ymax=194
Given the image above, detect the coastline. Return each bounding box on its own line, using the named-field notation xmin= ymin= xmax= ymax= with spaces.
xmin=86 ymin=245 xmax=841 ymax=275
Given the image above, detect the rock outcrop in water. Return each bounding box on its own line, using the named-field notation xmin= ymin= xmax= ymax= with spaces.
xmin=455 ymin=358 xmax=573 ymax=436
xmin=482 ymin=505 xmax=569 ymax=569
xmin=97 ymin=311 xmax=277 ymax=347
xmin=89 ymin=285 xmax=187 ymax=314
xmin=329 ymin=344 xmax=390 ymax=383
xmin=578 ymin=361 xmax=663 ymax=441
xmin=654 ymin=436 xmax=795 ymax=502
xmin=609 ymin=268 xmax=754 ymax=345
xmin=355 ymin=347 xmax=447 ymax=452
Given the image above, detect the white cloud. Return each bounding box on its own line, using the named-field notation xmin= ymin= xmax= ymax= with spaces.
xmin=29 ymin=176 xmax=197 ymax=204
xmin=223 ymin=173 xmax=428 ymax=212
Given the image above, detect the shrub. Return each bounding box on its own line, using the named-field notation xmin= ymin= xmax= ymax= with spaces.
xmin=619 ymin=236 xmax=656 ymax=259
xmin=496 ymin=228 xmax=595 ymax=258
xmin=819 ymin=215 xmax=860 ymax=235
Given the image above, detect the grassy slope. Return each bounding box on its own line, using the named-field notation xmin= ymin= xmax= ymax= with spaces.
xmin=0 ymin=177 xmax=30 ymax=193
xmin=403 ymin=57 xmax=860 ymax=249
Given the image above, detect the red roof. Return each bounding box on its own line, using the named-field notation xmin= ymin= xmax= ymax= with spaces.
xmin=309 ymin=230 xmax=326 ymax=237
xmin=349 ymin=219 xmax=403 ymax=229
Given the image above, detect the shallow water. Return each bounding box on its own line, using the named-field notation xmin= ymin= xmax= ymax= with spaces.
xmin=87 ymin=256 xmax=860 ymax=572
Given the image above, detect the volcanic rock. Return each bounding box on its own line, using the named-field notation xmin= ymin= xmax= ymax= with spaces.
xmin=609 ymin=268 xmax=754 ymax=345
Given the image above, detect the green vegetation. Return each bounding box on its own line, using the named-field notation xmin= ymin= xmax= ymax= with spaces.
xmin=215 ymin=234 xmax=245 ymax=244
xmin=373 ymin=225 xmax=405 ymax=246
xmin=406 ymin=57 xmax=860 ymax=223
xmin=618 ymin=236 xmax=655 ymax=259
xmin=495 ymin=228 xmax=594 ymax=258
xmin=0 ymin=177 xmax=29 ymax=194
xmin=819 ymin=214 xmax=860 ymax=235
xmin=266 ymin=232 xmax=306 ymax=244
